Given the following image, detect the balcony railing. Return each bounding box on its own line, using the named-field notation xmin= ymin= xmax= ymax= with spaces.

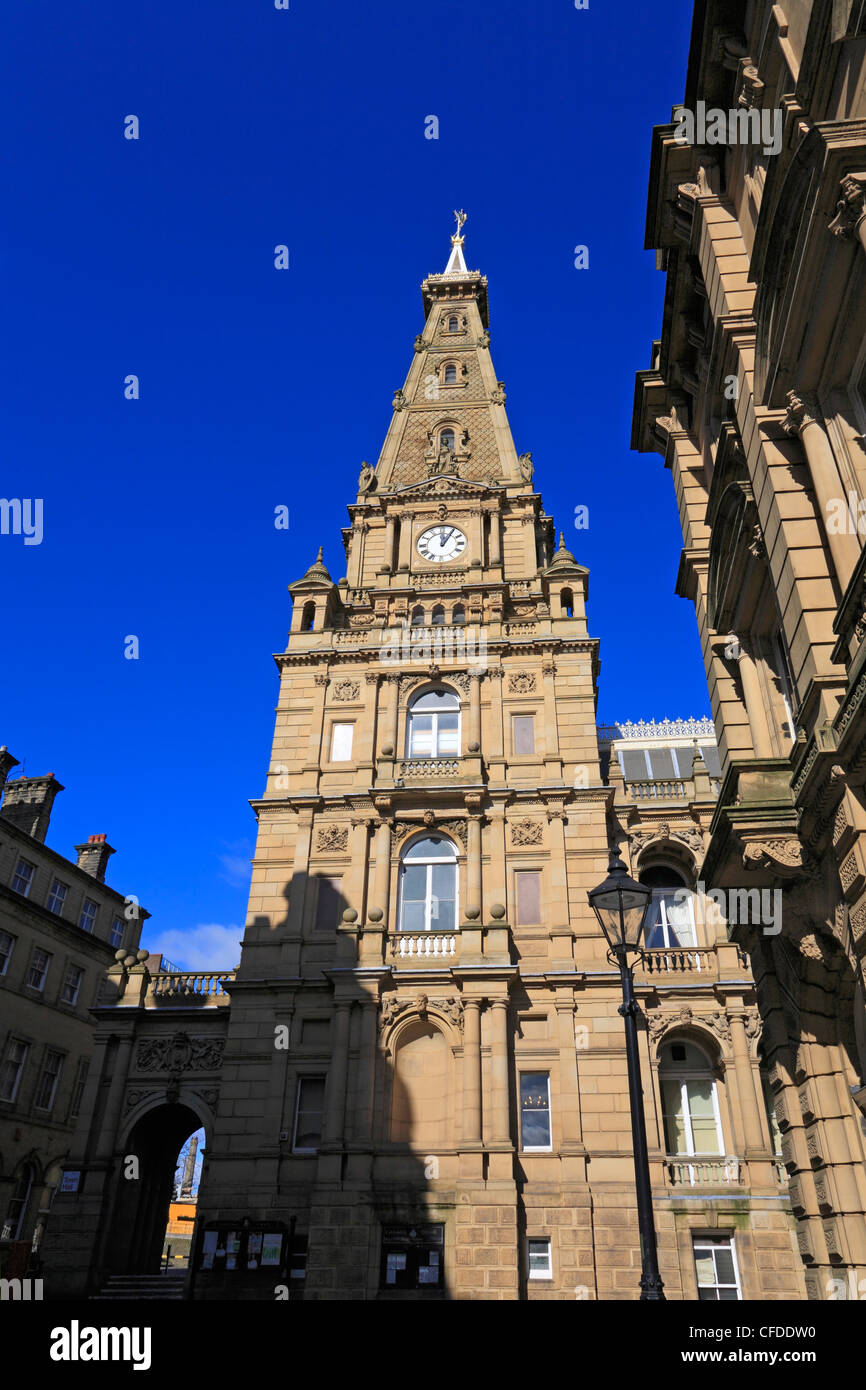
xmin=152 ymin=971 xmax=234 ymax=1001
xmin=397 ymin=758 xmax=461 ymax=779
xmin=665 ymin=1155 xmax=742 ymax=1186
xmin=640 ymin=947 xmax=714 ymax=974
xmin=389 ymin=932 xmax=457 ymax=960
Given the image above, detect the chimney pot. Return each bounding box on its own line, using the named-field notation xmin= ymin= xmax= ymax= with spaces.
xmin=75 ymin=836 xmax=116 ymax=883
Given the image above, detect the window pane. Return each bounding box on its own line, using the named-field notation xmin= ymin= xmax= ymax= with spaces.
xmin=513 ymin=716 xmax=535 ymax=755
xmin=662 ymin=892 xmax=696 ymax=947
xmin=521 ymin=1073 xmax=550 ymax=1148
xmin=402 ymin=865 xmax=427 ymax=900
xmin=295 ymin=1077 xmax=325 ymax=1149
xmin=516 ymin=872 xmax=541 ymax=925
xmin=331 ymin=723 xmax=353 ymax=761
xmin=688 ymin=1082 xmax=721 ymax=1153
xmin=662 ymin=1079 xmax=688 ymax=1153
xmin=621 ymin=749 xmax=648 ymax=781
xmin=694 ymin=1251 xmax=715 ymax=1285
xmin=648 ymin=748 xmax=675 ymax=779
xmin=714 ymin=1248 xmax=736 ymax=1284
xmin=401 ymin=900 xmax=426 ymax=932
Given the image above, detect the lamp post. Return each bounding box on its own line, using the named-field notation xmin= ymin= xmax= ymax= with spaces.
xmin=588 ymin=852 xmax=665 ymax=1301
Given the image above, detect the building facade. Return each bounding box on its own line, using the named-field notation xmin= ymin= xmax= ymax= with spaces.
xmin=633 ymin=0 xmax=866 ymax=1298
xmin=0 ymin=748 xmax=145 ymax=1279
xmin=45 ymin=226 xmax=805 ymax=1301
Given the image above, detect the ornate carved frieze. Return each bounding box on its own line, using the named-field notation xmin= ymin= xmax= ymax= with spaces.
xmin=135 ymin=1033 xmax=225 ymax=1074
xmin=315 ymin=824 xmax=349 ymax=853
xmin=510 ymin=819 xmax=544 ymax=846
xmin=741 ymin=837 xmax=810 ymax=878
xmin=380 ymin=992 xmax=464 ymax=1033
xmin=508 ymin=671 xmax=536 ymax=694
xmin=332 ymin=679 xmax=361 ymax=701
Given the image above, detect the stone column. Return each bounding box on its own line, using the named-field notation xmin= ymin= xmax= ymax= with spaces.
xmin=829 ymin=173 xmax=866 ymax=253
xmin=385 ymin=675 xmax=401 ymax=757
xmin=489 ymin=999 xmax=511 ymax=1144
xmin=347 ymin=521 xmax=368 ymax=587
xmin=466 ymin=815 xmax=482 ymax=918
xmin=349 ymin=818 xmax=371 ymax=922
xmin=522 ymin=514 xmax=537 ymax=575
xmin=354 ymin=999 xmax=379 ymax=1143
xmin=383 ymin=514 xmax=396 ymax=571
xmin=397 ymin=512 xmax=414 ymax=571
xmin=322 ymin=1001 xmax=352 ymax=1145
xmin=737 ymin=646 xmax=774 ymax=758
xmin=729 ymin=1011 xmax=765 ymax=1154
xmin=541 ymin=659 xmax=561 ymax=776
xmin=487 ymin=509 xmax=501 ymax=567
xmin=468 ymin=672 xmax=482 ymax=754
xmin=556 ymin=996 xmax=584 ymax=1148
xmin=373 ymin=818 xmax=392 ymax=928
xmin=784 ymin=390 xmax=860 ymax=592
xmin=308 ymin=673 xmax=330 ymax=772
xmin=546 ymin=808 xmax=569 ymax=937
xmin=463 ymin=1000 xmax=483 ymax=1145
xmin=469 ymin=507 xmax=484 ymax=564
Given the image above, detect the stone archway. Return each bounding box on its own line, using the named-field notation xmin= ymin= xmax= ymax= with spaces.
xmin=104 ymin=1101 xmax=205 ymax=1277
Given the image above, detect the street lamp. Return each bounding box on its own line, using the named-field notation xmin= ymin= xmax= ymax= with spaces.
xmin=588 ymin=852 xmax=665 ymax=1301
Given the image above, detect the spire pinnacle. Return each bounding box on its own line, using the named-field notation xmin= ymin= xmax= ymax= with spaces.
xmin=444 ymin=208 xmax=469 ymax=274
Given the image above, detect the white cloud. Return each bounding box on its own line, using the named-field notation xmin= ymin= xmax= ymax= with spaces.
xmin=146 ymin=923 xmax=242 ymax=972
xmin=218 ymin=839 xmax=254 ymax=888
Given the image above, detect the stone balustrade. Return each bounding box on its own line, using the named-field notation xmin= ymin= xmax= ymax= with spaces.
xmin=152 ymin=970 xmax=234 ymax=1003
xmin=665 ymin=1155 xmax=742 ymax=1186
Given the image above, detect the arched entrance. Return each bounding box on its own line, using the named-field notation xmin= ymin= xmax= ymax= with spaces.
xmin=106 ymin=1102 xmax=205 ymax=1277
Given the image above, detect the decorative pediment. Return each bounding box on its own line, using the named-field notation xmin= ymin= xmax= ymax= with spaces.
xmin=392 ymin=475 xmax=492 ymax=501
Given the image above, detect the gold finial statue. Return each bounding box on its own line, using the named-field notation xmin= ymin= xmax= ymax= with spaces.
xmin=453 ymin=208 xmax=467 ymax=238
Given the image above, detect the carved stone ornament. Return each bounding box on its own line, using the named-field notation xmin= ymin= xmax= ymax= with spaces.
xmin=380 ymin=993 xmax=464 ymax=1033
xmin=511 ymin=819 xmax=543 ymax=846
xmin=508 ymin=671 xmax=536 ymax=694
xmin=783 ymin=389 xmax=821 ymax=437
xmin=742 ymin=836 xmax=809 ymax=877
xmin=357 ymin=462 xmax=375 ymax=493
xmin=125 ymin=1088 xmax=159 ymax=1111
xmin=393 ymin=389 xmax=407 ymax=411
xmin=333 ymin=679 xmax=360 ymax=701
xmin=829 ymin=173 xmax=866 ymax=239
xmin=194 ymin=1088 xmax=220 ymax=1109
xmin=135 ymin=1032 xmax=224 ymax=1074
xmin=518 ymin=452 xmax=534 ymax=483
xmin=316 ymin=824 xmax=349 ymax=853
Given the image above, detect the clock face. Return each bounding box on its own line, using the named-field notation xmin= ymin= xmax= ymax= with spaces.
xmin=417 ymin=524 xmax=467 ymax=563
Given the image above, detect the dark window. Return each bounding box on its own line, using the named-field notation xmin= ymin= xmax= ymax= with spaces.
xmin=561 ymin=588 xmax=574 ymax=618
xmin=411 ymin=606 xmax=425 ymax=626
xmin=314 ymin=876 xmax=342 ymax=931
xmin=301 ymin=602 xmax=316 ymax=632
xmin=520 ymin=1072 xmax=551 ymax=1149
xmin=380 ymin=1223 xmax=444 ymax=1290
xmin=431 ymin=604 xmax=445 ymax=625
xmin=12 ymin=859 xmax=35 ymax=897
xmin=443 ymin=364 xmax=457 ymax=384
xmin=452 ymin=605 xmax=466 ymax=625
xmin=293 ymin=1077 xmax=326 ymax=1152
xmin=447 ymin=315 xmax=459 ymax=331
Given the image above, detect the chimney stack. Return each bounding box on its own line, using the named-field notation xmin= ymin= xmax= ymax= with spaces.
xmin=1 ymin=772 xmax=64 ymax=843
xmin=0 ymin=747 xmax=20 ymax=799
xmin=75 ymin=833 xmax=115 ymax=883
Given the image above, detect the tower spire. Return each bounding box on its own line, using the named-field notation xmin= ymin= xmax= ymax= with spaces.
xmin=443 ymin=208 xmax=469 ymax=274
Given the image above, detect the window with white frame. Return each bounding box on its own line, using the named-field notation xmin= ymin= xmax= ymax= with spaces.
xmin=527 ymin=1237 xmax=553 ymax=1280
xmin=12 ymin=859 xmax=35 ymax=897
xmin=398 ymin=835 xmax=457 ymax=933
xmin=34 ymin=1049 xmax=64 ymax=1112
xmin=26 ymin=947 xmax=52 ymax=992
xmin=0 ymin=929 xmax=15 ymax=976
xmin=47 ymin=880 xmax=68 ymax=915
xmin=693 ymin=1235 xmax=742 ymax=1300
xmin=659 ymin=1040 xmax=724 ymax=1156
xmin=640 ymin=866 xmax=697 ymax=948
xmin=330 ymin=722 xmax=354 ymax=762
xmin=292 ymin=1076 xmax=326 ymax=1152
xmin=61 ymin=964 xmax=84 ymax=1007
xmin=0 ymin=1039 xmax=29 ymax=1103
xmin=79 ymin=899 xmax=98 ymax=933
xmin=520 ymin=1072 xmax=552 ymax=1151
xmin=110 ymin=917 xmax=125 ymax=949
xmin=406 ymin=687 xmax=460 ymax=758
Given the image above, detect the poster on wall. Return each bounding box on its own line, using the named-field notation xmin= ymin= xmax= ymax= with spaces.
xmin=261 ymin=1234 xmax=283 ymax=1267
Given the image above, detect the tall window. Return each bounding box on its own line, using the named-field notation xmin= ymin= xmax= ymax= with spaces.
xmin=0 ymin=1039 xmax=29 ymax=1103
xmin=110 ymin=917 xmax=125 ymax=949
xmin=79 ymin=899 xmax=98 ymax=933
xmin=452 ymin=604 xmax=466 ymax=625
xmin=301 ymin=601 xmax=315 ymax=632
xmin=515 ymin=870 xmax=542 ymax=925
xmin=47 ymin=880 xmax=68 ymax=915
xmin=520 ymin=1072 xmax=552 ymax=1150
xmin=447 ymin=315 xmax=459 ymax=331
xmin=61 ymin=965 xmax=84 ymax=1007
xmin=411 ymin=605 xmax=425 ymax=626
xmin=314 ymin=876 xmax=342 ymax=931
xmin=659 ymin=1040 xmax=724 ymax=1156
xmin=27 ymin=948 xmax=52 ymax=992
xmin=12 ymin=859 xmax=35 ymax=896
xmin=512 ymin=714 xmax=536 ymax=755
xmin=640 ymin=866 xmax=696 ymax=948
xmin=431 ymin=604 xmax=445 ymax=626
xmin=693 ymin=1236 xmax=741 ymax=1300
xmin=292 ymin=1077 xmax=326 ymax=1152
xmin=330 ymin=722 xmax=354 ymax=762
xmin=407 ymin=687 xmax=460 ymax=758
xmin=443 ymin=363 xmax=458 ymax=384
xmin=0 ymin=929 xmax=15 ymax=977
xmin=398 ymin=835 xmax=457 ymax=933
xmin=34 ymin=1050 xmax=64 ymax=1112
xmin=69 ymin=1058 xmax=89 ymax=1120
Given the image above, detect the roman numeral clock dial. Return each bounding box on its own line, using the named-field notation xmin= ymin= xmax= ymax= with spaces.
xmin=416 ymin=524 xmax=467 ymax=563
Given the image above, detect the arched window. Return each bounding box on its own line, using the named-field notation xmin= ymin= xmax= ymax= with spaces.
xmin=431 ymin=604 xmax=445 ymax=626
xmin=399 ymin=835 xmax=458 ymax=932
xmin=640 ymin=865 xmax=696 ymax=948
xmin=561 ymin=588 xmax=574 ymax=618
xmin=411 ymin=605 xmax=425 ymax=626
xmin=407 ymin=686 xmax=460 ymax=758
xmin=659 ymin=1040 xmax=723 ymax=1157
xmin=452 ymin=604 xmax=466 ymax=625
xmin=1 ymin=1162 xmax=35 ymax=1242
xmin=440 ymin=428 xmax=455 ymax=451
xmin=443 ymin=364 xmax=458 ymax=385
xmin=301 ymin=601 xmax=316 ymax=633
xmin=447 ymin=315 xmax=459 ymax=332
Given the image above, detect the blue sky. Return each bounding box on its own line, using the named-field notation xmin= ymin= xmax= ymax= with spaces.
xmin=2 ymin=0 xmax=705 ymax=966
